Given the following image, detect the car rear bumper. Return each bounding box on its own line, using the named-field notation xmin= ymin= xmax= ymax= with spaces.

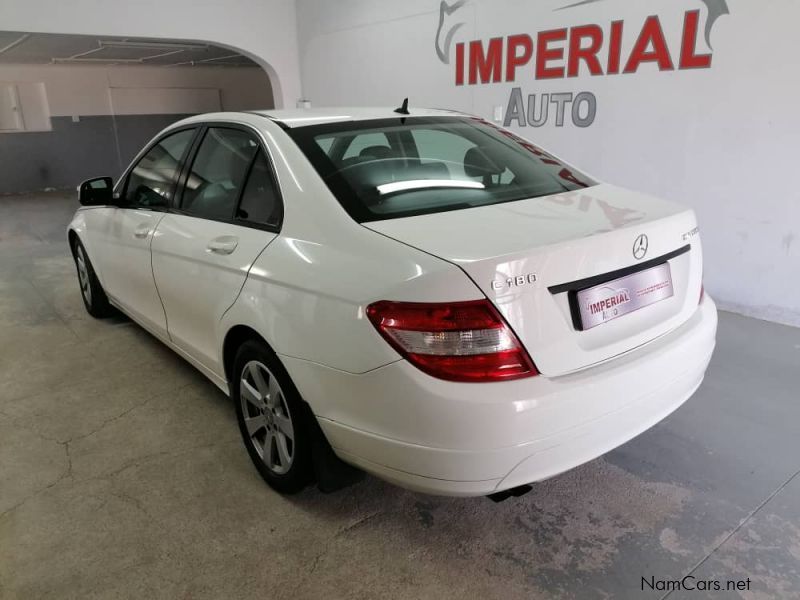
xmin=282 ymin=296 xmax=718 ymax=496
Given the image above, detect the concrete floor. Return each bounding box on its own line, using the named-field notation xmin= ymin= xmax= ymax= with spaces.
xmin=1 ymin=191 xmax=799 ymax=600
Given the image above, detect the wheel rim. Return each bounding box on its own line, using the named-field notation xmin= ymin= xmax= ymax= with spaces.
xmin=76 ymin=247 xmax=92 ymax=306
xmin=239 ymin=360 xmax=295 ymax=475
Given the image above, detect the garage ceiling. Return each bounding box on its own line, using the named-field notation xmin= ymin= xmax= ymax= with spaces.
xmin=0 ymin=31 xmax=258 ymax=67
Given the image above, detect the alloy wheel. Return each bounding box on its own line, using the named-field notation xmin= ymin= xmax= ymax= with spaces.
xmin=239 ymin=360 xmax=295 ymax=475
xmin=76 ymin=246 xmax=92 ymax=306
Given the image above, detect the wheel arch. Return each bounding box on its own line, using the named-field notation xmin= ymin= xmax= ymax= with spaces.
xmin=67 ymin=228 xmax=80 ymax=254
xmin=222 ymin=324 xmax=275 ymax=389
xmin=67 ymin=226 xmax=108 ymax=291
xmin=221 ymin=322 xmax=359 ymax=491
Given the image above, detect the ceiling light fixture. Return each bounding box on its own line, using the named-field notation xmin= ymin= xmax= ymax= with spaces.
xmin=97 ymin=40 xmax=209 ymax=51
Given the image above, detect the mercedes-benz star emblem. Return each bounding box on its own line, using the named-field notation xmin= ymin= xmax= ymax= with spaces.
xmin=633 ymin=234 xmax=649 ymax=260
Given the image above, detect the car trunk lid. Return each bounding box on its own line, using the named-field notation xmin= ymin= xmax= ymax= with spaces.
xmin=363 ymin=183 xmax=704 ymax=376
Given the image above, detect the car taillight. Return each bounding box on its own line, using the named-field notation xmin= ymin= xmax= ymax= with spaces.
xmin=366 ymin=299 xmax=538 ymax=382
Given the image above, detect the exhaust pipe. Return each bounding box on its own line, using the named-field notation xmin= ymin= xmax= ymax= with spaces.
xmin=487 ymin=484 xmax=533 ymax=503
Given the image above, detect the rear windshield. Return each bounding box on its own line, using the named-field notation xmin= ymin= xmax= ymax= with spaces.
xmin=286 ymin=116 xmax=595 ymax=222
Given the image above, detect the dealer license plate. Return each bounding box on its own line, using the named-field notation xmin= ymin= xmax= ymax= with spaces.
xmin=576 ymin=263 xmax=674 ymax=330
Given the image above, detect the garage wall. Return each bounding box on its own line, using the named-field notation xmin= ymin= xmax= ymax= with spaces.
xmin=296 ymin=0 xmax=800 ymax=327
xmin=0 ymin=64 xmax=273 ymax=193
xmin=0 ymin=0 xmax=301 ymax=109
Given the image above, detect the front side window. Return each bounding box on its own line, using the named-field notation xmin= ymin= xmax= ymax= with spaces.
xmin=123 ymin=128 xmax=195 ymax=208
xmin=181 ymin=128 xmax=259 ymax=220
xmin=288 ymin=116 xmax=595 ymax=222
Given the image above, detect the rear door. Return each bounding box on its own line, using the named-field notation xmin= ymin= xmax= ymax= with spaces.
xmin=151 ymin=125 xmax=282 ymax=372
xmin=87 ymin=127 xmax=197 ymax=334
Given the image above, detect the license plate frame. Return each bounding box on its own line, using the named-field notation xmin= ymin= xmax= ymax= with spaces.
xmin=573 ymin=262 xmax=674 ymax=331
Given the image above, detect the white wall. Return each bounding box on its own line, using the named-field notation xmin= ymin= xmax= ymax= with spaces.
xmin=0 ymin=0 xmax=300 ymax=108
xmin=0 ymin=64 xmax=274 ymax=117
xmin=297 ymin=0 xmax=800 ymax=326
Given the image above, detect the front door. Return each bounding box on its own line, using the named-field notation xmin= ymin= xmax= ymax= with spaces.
xmin=94 ymin=127 xmax=197 ymax=335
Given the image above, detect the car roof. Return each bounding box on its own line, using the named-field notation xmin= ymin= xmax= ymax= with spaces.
xmin=248 ymin=107 xmax=465 ymax=128
xmin=166 ymin=107 xmax=471 ymax=137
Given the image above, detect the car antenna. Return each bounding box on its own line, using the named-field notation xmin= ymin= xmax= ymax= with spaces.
xmin=394 ymin=98 xmax=410 ymax=115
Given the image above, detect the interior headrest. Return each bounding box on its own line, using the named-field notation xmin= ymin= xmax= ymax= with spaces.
xmin=464 ymin=146 xmax=504 ymax=178
xmin=359 ymin=145 xmax=394 ymax=159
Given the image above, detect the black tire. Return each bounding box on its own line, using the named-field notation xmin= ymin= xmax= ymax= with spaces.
xmin=71 ymin=237 xmax=113 ymax=318
xmin=232 ymin=339 xmax=314 ymax=494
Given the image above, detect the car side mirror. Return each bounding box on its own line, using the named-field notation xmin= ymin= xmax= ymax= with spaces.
xmin=78 ymin=177 xmax=115 ymax=206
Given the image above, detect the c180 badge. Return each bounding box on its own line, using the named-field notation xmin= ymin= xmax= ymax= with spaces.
xmin=492 ymin=273 xmax=538 ymax=291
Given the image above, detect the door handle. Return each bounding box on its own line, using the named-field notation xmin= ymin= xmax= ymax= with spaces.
xmin=133 ymin=224 xmax=151 ymax=239
xmin=207 ymin=236 xmax=239 ymax=255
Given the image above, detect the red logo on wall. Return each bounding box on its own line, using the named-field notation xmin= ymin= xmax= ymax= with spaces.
xmin=435 ymin=0 xmax=730 ymax=128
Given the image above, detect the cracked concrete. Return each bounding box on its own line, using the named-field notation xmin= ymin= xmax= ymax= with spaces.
xmin=1 ymin=191 xmax=799 ymax=599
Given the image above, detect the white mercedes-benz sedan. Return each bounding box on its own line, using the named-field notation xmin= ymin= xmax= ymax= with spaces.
xmin=68 ymin=106 xmax=717 ymax=497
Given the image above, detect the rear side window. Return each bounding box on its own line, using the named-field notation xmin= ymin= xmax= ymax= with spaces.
xmin=236 ymin=150 xmax=282 ymax=228
xmin=123 ymin=128 xmax=195 ymax=208
xmin=316 ymin=137 xmax=334 ymax=156
xmin=181 ymin=128 xmax=259 ymax=220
